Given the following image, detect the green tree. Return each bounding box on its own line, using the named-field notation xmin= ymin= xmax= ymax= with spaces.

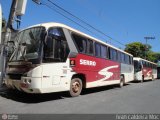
xmin=153 ymin=53 xmax=160 ymax=62
xmin=147 ymin=51 xmax=156 ymax=62
xmin=125 ymin=42 xmax=159 ymax=62
xmin=125 ymin=42 xmax=146 ymax=58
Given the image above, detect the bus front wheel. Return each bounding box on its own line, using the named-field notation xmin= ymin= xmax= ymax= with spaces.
xmin=69 ymin=78 xmax=82 ymax=97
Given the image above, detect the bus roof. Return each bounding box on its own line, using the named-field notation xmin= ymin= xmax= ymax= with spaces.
xmin=133 ymin=57 xmax=157 ymax=65
xmin=25 ymin=22 xmax=133 ymax=57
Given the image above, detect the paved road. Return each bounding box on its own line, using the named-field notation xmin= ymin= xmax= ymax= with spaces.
xmin=0 ymin=79 xmax=160 ymax=114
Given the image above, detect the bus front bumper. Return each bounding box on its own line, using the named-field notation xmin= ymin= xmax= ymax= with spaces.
xmin=4 ymin=77 xmax=42 ymax=93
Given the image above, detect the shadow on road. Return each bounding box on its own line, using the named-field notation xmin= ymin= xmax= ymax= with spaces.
xmin=0 ymin=83 xmax=130 ymax=104
xmin=81 ymin=83 xmax=130 ymax=95
xmin=130 ymin=79 xmax=154 ymax=83
xmin=0 ymin=89 xmax=68 ymax=104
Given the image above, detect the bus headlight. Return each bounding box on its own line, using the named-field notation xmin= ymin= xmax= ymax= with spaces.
xmin=22 ymin=78 xmax=31 ymax=84
xmin=28 ymin=79 xmax=32 ymax=84
xmin=24 ymin=79 xmax=27 ymax=83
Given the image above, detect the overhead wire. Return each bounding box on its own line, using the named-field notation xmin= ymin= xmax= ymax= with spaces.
xmin=40 ymin=0 xmax=116 ymax=43
xmin=39 ymin=0 xmax=125 ymax=48
xmin=47 ymin=0 xmax=126 ymax=47
xmin=40 ymin=1 xmax=107 ymax=41
xmin=75 ymin=0 xmax=130 ymax=45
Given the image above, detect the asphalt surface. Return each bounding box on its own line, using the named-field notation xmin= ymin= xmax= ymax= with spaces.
xmin=0 ymin=79 xmax=160 ymax=114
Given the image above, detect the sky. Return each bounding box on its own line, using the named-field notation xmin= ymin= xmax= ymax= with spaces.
xmin=0 ymin=0 xmax=160 ymax=52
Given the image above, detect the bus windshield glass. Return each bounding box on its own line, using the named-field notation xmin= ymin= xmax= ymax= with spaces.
xmin=10 ymin=27 xmax=45 ymax=64
xmin=134 ymin=60 xmax=142 ymax=72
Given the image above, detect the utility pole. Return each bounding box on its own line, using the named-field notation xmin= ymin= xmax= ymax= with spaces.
xmin=0 ymin=0 xmax=27 ymax=89
xmin=144 ymin=36 xmax=155 ymax=59
xmin=7 ymin=0 xmax=18 ymax=31
xmin=0 ymin=0 xmax=18 ymax=89
xmin=0 ymin=4 xmax=2 ymax=88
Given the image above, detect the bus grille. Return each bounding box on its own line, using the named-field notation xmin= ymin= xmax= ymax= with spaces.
xmin=8 ymin=73 xmax=22 ymax=80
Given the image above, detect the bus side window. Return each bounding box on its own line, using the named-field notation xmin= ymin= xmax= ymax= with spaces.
xmin=121 ymin=53 xmax=125 ymax=63
xmin=110 ymin=48 xmax=117 ymax=61
xmin=144 ymin=61 xmax=146 ymax=67
xmin=72 ymin=34 xmax=87 ymax=54
xmin=117 ymin=51 xmax=121 ymax=62
xmin=107 ymin=47 xmax=111 ymax=59
xmin=87 ymin=39 xmax=93 ymax=55
xmin=101 ymin=45 xmax=107 ymax=59
xmin=110 ymin=48 xmax=113 ymax=60
xmin=125 ymin=55 xmax=129 ymax=64
xmin=113 ymin=49 xmax=117 ymax=61
xmin=95 ymin=42 xmax=101 ymax=57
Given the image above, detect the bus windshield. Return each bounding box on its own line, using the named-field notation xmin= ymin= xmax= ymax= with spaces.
xmin=134 ymin=60 xmax=142 ymax=72
xmin=10 ymin=27 xmax=45 ymax=64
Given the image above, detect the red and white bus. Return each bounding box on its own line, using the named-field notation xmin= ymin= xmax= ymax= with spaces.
xmin=5 ymin=22 xmax=134 ymax=97
xmin=133 ymin=57 xmax=157 ymax=82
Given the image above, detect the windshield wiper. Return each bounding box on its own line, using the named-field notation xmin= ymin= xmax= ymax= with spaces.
xmin=20 ymin=42 xmax=28 ymax=61
xmin=29 ymin=31 xmax=36 ymax=41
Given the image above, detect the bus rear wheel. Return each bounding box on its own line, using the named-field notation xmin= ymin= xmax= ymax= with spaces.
xmin=119 ymin=75 xmax=125 ymax=88
xmin=69 ymin=78 xmax=82 ymax=97
xmin=152 ymin=75 xmax=154 ymax=81
xmin=141 ymin=76 xmax=144 ymax=83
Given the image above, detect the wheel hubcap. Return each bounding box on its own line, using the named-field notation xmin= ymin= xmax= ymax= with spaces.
xmin=72 ymin=81 xmax=80 ymax=93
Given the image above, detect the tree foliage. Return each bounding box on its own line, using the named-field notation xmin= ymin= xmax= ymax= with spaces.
xmin=125 ymin=42 xmax=146 ymax=58
xmin=154 ymin=53 xmax=160 ymax=62
xmin=125 ymin=42 xmax=160 ymax=62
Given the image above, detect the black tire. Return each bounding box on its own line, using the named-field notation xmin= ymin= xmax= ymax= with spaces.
xmin=69 ymin=78 xmax=82 ymax=97
xmin=152 ymin=75 xmax=154 ymax=81
xmin=141 ymin=76 xmax=144 ymax=83
xmin=119 ymin=75 xmax=125 ymax=88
